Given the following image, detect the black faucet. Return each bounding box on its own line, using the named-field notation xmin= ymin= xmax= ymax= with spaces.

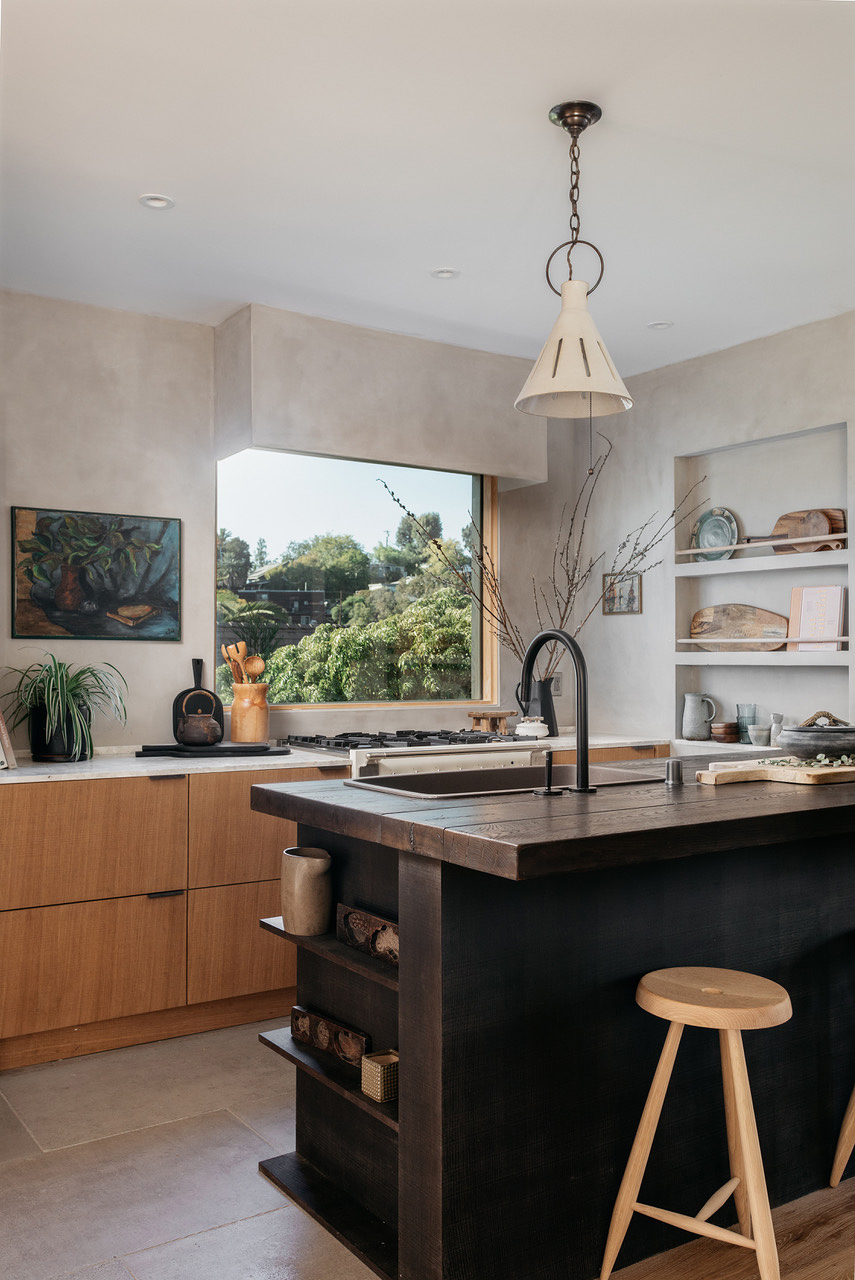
xmin=519 ymin=629 xmax=596 ymax=793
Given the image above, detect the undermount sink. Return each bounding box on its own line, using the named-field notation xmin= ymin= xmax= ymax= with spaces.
xmin=345 ymin=763 xmax=666 ymax=800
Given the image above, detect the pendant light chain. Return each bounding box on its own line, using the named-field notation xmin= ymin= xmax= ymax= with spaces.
xmin=566 ymin=134 xmax=582 ymax=278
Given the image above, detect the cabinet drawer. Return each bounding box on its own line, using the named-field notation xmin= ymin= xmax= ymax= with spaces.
xmin=552 ymin=745 xmax=659 ymax=764
xmin=0 ymin=892 xmax=186 ymax=1039
xmin=0 ymin=776 xmax=188 ymax=909
xmin=187 ymin=879 xmax=296 ymax=1004
xmin=189 ymin=767 xmax=348 ymax=888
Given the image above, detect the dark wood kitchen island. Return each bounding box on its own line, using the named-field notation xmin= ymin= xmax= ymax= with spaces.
xmin=251 ymin=760 xmax=855 ymax=1280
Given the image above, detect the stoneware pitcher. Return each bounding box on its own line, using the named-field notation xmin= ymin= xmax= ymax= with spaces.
xmin=682 ymin=692 xmax=716 ymax=741
xmin=280 ymin=846 xmax=332 ymax=936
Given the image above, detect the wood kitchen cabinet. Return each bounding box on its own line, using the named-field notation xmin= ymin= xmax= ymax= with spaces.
xmin=0 ymin=775 xmax=188 ymax=1042
xmin=187 ymin=766 xmax=348 ymax=1003
xmin=0 ymin=761 xmax=347 ymax=1067
xmin=552 ymin=743 xmax=669 ymax=764
xmin=0 ymin=893 xmax=186 ymax=1039
xmin=0 ymin=775 xmax=187 ymax=908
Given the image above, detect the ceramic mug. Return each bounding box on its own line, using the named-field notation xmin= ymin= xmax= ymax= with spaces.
xmin=280 ymin=846 xmax=332 ymax=936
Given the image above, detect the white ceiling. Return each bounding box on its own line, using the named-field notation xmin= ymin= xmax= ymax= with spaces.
xmin=1 ymin=0 xmax=854 ymax=376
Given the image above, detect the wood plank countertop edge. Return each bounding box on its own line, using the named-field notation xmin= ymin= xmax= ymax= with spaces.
xmin=251 ymin=760 xmax=855 ymax=880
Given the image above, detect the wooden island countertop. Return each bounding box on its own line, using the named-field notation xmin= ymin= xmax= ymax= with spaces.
xmin=250 ymin=758 xmax=855 ymax=1280
xmin=251 ymin=753 xmax=855 ymax=879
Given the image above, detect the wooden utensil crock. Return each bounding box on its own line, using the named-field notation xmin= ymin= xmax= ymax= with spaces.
xmin=230 ymin=682 xmax=270 ymax=743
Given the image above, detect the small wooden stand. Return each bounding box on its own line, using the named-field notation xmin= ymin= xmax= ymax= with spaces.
xmin=467 ymin=709 xmax=517 ymax=734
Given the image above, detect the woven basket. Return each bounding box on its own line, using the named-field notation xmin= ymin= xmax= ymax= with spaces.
xmin=361 ymin=1050 xmax=399 ymax=1102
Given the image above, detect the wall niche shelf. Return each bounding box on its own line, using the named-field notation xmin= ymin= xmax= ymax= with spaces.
xmin=673 ymin=422 xmax=852 ymax=728
xmin=675 ymin=650 xmax=849 ymax=667
xmin=674 ymin=548 xmax=850 ymax=579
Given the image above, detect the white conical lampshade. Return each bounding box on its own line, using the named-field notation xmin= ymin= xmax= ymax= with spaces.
xmin=515 ymin=279 xmax=633 ymax=418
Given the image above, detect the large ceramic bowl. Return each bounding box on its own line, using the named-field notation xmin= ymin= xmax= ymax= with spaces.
xmin=776 ymin=724 xmax=855 ymax=758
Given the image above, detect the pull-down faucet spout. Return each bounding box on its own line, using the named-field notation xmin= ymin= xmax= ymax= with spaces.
xmin=519 ymin=629 xmax=596 ymax=794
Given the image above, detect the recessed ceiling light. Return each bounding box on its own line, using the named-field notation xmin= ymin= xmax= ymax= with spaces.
xmin=430 ymin=267 xmax=460 ymax=279
xmin=647 ymin=320 xmax=674 ymax=330
xmin=138 ymin=193 xmax=175 ymax=210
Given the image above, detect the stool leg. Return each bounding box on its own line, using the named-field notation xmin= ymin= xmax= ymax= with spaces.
xmin=600 ymin=1020 xmax=683 ymax=1280
xmin=830 ymin=1083 xmax=855 ymax=1187
xmin=721 ymin=1029 xmax=780 ymax=1280
xmin=719 ymin=1029 xmax=752 ymax=1238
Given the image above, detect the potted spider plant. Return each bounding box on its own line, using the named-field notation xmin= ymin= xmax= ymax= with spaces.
xmin=2 ymin=653 xmax=128 ymax=762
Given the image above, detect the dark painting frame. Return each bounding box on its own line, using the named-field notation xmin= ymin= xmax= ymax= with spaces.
xmin=12 ymin=507 xmax=181 ymax=640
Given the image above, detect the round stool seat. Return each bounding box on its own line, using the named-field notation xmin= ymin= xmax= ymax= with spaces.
xmin=636 ymin=966 xmax=792 ymax=1031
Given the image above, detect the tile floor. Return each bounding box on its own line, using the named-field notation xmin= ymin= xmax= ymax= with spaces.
xmin=0 ymin=1020 xmax=375 ymax=1280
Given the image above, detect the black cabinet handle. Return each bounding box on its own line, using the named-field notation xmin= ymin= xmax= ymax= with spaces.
xmin=148 ymin=774 xmax=187 ymax=781
xmin=147 ymin=889 xmax=186 ymax=899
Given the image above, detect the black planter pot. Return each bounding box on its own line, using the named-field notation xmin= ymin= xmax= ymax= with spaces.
xmin=28 ymin=704 xmax=91 ymax=762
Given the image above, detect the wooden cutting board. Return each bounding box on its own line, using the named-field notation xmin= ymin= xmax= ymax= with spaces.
xmin=697 ymin=757 xmax=855 ymax=785
xmin=747 ymin=509 xmax=846 ymax=554
xmin=689 ymin=603 xmax=789 ymax=651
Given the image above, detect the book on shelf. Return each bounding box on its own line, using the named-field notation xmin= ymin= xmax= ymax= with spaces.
xmin=787 ymin=585 xmax=846 ymax=651
xmin=0 ymin=705 xmax=17 ymax=769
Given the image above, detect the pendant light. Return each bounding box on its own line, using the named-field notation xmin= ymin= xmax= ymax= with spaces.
xmin=515 ymin=101 xmax=632 ymax=420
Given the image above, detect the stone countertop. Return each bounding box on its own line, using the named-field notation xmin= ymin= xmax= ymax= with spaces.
xmin=532 ymin=732 xmax=669 ymax=750
xmin=0 ymin=746 xmax=349 ymax=785
xmin=0 ymin=731 xmax=671 ymax=784
xmin=251 ymin=751 xmax=855 ymax=882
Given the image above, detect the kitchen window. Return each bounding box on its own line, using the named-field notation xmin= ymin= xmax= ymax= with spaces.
xmin=216 ymin=450 xmax=495 ymax=706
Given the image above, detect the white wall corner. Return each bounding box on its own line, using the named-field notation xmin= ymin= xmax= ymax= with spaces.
xmin=214 ymin=305 xmax=254 ymax=460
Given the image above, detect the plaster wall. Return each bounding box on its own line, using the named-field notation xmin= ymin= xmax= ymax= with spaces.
xmin=4 ymin=286 xmax=852 ymax=752
xmin=1 ymin=291 xmax=214 ymax=748
xmin=214 ymin=303 xmax=539 ymax=486
xmin=499 ymin=310 xmax=855 ymax=738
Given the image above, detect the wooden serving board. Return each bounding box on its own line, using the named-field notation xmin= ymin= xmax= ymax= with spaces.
xmin=690 ymin=603 xmax=789 ymax=651
xmin=748 ymin=509 xmax=846 ymax=554
xmin=696 ymin=757 xmax=855 ymax=785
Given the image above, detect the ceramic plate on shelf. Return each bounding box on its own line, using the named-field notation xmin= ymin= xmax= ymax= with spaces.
xmin=690 ymin=507 xmax=739 ymax=561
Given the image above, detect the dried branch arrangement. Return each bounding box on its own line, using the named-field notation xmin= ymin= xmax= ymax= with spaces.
xmin=380 ymin=437 xmax=705 ymax=677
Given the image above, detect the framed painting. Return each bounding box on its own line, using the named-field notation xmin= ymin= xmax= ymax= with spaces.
xmin=12 ymin=507 xmax=181 ymax=640
xmin=602 ymin=572 xmax=642 ymax=615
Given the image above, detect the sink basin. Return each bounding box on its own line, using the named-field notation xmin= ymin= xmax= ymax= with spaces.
xmin=345 ymin=763 xmax=666 ymax=800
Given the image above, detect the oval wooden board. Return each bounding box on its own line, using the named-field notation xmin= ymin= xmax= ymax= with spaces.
xmin=689 ymin=603 xmax=789 ymax=651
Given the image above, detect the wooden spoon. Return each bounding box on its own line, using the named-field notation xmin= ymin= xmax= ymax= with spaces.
xmin=245 ymin=655 xmax=266 ymax=682
xmin=225 ymin=643 xmax=247 ymax=683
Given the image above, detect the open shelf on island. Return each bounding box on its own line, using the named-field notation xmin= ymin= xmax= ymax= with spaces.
xmin=260 ymin=918 xmax=399 ymax=991
xmin=260 ymin=1027 xmax=399 ymax=1131
xmin=260 ymin=1151 xmax=398 ymax=1280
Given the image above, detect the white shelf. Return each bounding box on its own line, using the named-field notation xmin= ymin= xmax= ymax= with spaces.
xmin=674 ymin=549 xmax=849 ymax=578
xmin=675 ymin=651 xmax=850 ymax=667
xmin=675 ymin=533 xmax=848 ymax=558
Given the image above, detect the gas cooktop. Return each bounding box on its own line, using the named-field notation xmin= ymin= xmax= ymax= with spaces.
xmin=287 ymin=729 xmax=514 ymax=755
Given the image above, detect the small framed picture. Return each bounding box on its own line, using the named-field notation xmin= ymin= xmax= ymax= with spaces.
xmin=602 ymin=572 xmax=642 ymax=615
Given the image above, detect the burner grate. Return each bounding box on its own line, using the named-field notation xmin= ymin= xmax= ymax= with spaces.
xmin=287 ymin=728 xmax=514 ymax=753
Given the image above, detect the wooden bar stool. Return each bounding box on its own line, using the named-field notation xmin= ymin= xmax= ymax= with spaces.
xmin=830 ymin=1084 xmax=855 ymax=1186
xmin=600 ymin=966 xmax=792 ymax=1280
